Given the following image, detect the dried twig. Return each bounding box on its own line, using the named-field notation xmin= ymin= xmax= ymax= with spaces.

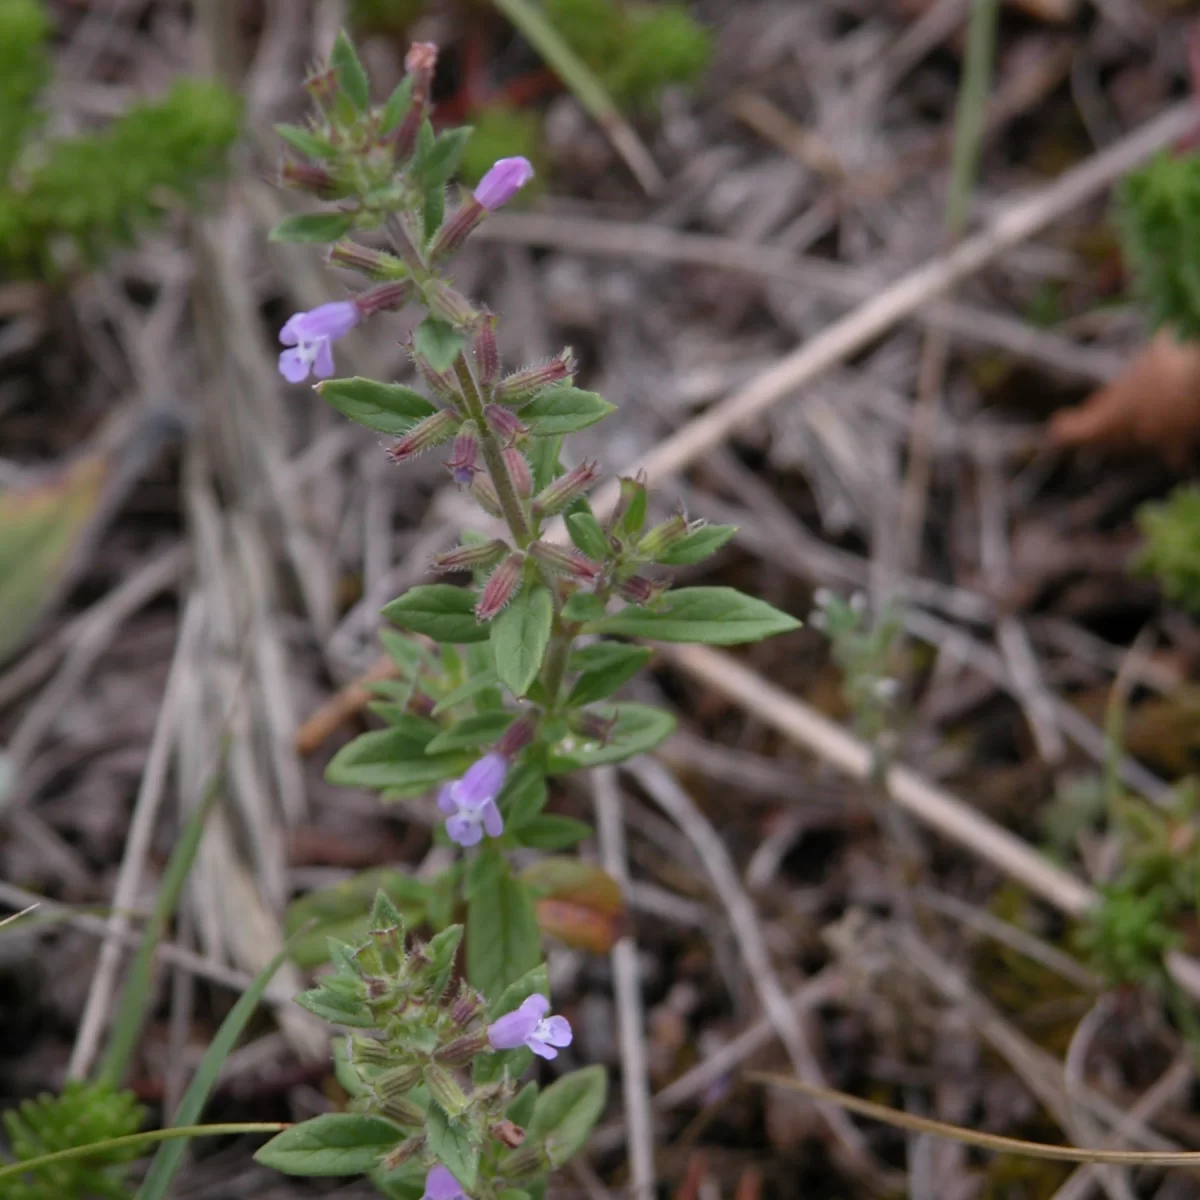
xmin=592 ymin=767 xmax=656 ymax=1200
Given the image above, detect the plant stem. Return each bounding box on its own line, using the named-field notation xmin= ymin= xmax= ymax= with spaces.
xmin=540 ymin=624 xmax=572 ymax=711
xmin=452 ymin=354 xmax=533 ymax=547
xmin=0 ymin=1124 xmax=288 ymax=1181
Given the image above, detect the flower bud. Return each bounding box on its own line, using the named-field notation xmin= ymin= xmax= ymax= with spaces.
xmin=470 ymin=475 xmax=504 ymax=519
xmin=503 ymin=448 xmax=533 ymax=498
xmin=382 ymin=1135 xmax=425 ymax=1170
xmin=529 ymin=541 xmax=601 ymax=583
xmin=354 ymin=280 xmax=412 ymax=319
xmin=376 ymin=1063 xmax=423 ymax=1097
xmin=500 ymin=1139 xmax=553 ymax=1180
xmin=304 ymin=67 xmax=339 ymax=110
xmin=484 ymin=404 xmax=528 ymax=446
xmin=476 ymin=553 xmax=524 ymax=621
xmin=280 ymin=159 xmax=344 ymax=198
xmin=381 ymin=1094 xmax=427 ymax=1127
xmin=567 ymin=710 xmax=618 ymax=745
xmin=446 ymin=422 xmax=479 ymax=486
xmin=610 ymin=473 xmax=648 ymax=537
xmin=616 ymin=574 xmax=664 ymax=605
xmin=329 ymin=240 xmax=408 ymax=280
xmin=495 ymin=716 xmax=536 ymax=761
xmin=532 ymin=460 xmax=599 ymax=518
xmin=349 ymin=1035 xmax=390 ymax=1066
xmin=386 ymin=410 xmax=458 ymax=463
xmin=474 ymin=157 xmax=535 ymax=211
xmin=493 ymin=349 xmax=576 ymax=406
xmin=473 ymin=314 xmax=500 ymax=386
xmin=424 ymin=1063 xmax=470 ymax=1117
xmin=450 ymin=989 xmax=483 ymax=1026
xmin=409 ymin=344 xmax=461 ymax=403
xmin=638 ymin=514 xmax=689 ymax=559
xmin=433 ymin=539 xmax=509 ymax=574
xmin=491 ymin=1119 xmax=526 ymax=1149
xmin=423 ymin=279 xmax=481 ymax=329
xmin=408 ymin=690 xmax=435 ymax=718
xmin=392 ymin=42 xmax=437 ymax=159
xmin=437 ymin=1031 xmax=489 ymax=1067
xmin=428 ymin=197 xmax=486 ymax=261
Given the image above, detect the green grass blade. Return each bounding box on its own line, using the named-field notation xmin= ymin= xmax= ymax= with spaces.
xmin=0 ymin=1123 xmax=286 ymax=1182
xmin=136 ymin=940 xmax=295 ymax=1200
xmin=98 ymin=749 xmax=227 ymax=1089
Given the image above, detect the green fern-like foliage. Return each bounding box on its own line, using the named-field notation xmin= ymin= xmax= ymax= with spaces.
xmin=0 ymin=0 xmax=241 ymax=279
xmin=1136 ymin=483 xmax=1200 ymax=614
xmin=2 ymin=1080 xmax=145 ymax=1200
xmin=1117 ymin=152 xmax=1200 ymax=341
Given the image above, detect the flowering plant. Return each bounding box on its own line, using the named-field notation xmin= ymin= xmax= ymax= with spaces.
xmin=257 ymin=32 xmax=798 ymax=1197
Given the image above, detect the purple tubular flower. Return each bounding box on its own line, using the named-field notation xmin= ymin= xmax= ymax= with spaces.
xmin=278 ymin=301 xmax=360 ymax=383
xmin=438 ymin=753 xmax=506 ymax=847
xmin=487 ymin=994 xmax=573 ymax=1060
xmin=473 ymin=157 xmax=535 ymax=211
xmin=421 ymin=1165 xmax=465 ymax=1200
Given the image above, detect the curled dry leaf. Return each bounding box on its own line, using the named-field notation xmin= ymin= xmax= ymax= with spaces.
xmin=521 ymin=857 xmax=628 ymax=954
xmin=1049 ymin=330 xmax=1200 ymax=468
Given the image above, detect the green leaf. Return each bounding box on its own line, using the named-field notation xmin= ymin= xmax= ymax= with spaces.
xmin=586 ymin=587 xmax=800 ymax=645
xmin=522 ymin=386 xmax=615 ymax=435
xmin=567 ymin=512 xmax=610 ymax=561
xmin=140 ymin=944 xmax=293 ymax=1198
xmin=295 ymin=986 xmax=375 ymax=1027
xmin=269 ymin=212 xmax=354 ymax=243
xmin=317 ymin=378 xmax=435 ymax=435
xmin=424 ymin=183 xmax=445 ymax=242
xmin=656 ymin=524 xmax=737 ymax=565
xmin=567 ymin=643 xmax=652 ymax=706
xmin=516 ymin=814 xmax=592 ymax=850
xmin=378 ymin=75 xmax=415 ymax=135
xmin=424 ymin=924 xmax=464 ymax=996
xmin=426 ymin=710 xmax=515 ymax=754
xmin=490 ymin=962 xmax=551 ymax=1020
xmin=413 ymin=317 xmax=466 ymax=374
xmin=284 ymin=869 xmax=430 ymax=969
xmin=426 ymin=1104 xmax=479 ymax=1190
xmin=466 ymin=850 xmax=542 ymax=1001
xmin=492 ymin=584 xmax=553 ymax=697
xmin=562 ymin=592 xmax=606 ymax=623
xmin=531 ymin=435 xmax=563 ymax=492
xmin=422 ymin=127 xmax=473 ymax=186
xmin=548 ymin=703 xmax=675 ymax=771
xmin=327 ymin=727 xmax=471 ymax=793
xmin=378 ymin=628 xmax=430 ymax=676
xmin=255 ymin=1113 xmax=400 ymax=1176
xmin=507 ymin=1082 xmax=539 ymax=1128
xmin=497 ymin=764 xmax=548 ymax=832
xmin=528 ymin=1066 xmax=608 ymax=1166
xmin=331 ymin=30 xmax=370 ymax=111
xmin=383 ymin=585 xmax=490 ymax=644
xmin=275 ymin=122 xmax=333 ymax=158
xmin=433 ymin=667 xmax=499 ymax=715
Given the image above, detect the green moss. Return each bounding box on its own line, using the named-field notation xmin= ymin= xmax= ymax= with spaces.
xmin=0 ymin=1 xmax=241 ymax=279
xmin=1136 ymin=484 xmax=1200 ymax=615
xmin=1117 ymin=152 xmax=1200 ymax=341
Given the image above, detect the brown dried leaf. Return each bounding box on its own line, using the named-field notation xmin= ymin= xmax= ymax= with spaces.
xmin=521 ymin=857 xmax=628 ymax=953
xmin=1049 ymin=331 xmax=1200 ymax=468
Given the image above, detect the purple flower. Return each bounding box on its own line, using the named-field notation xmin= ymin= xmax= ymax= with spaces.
xmin=437 ymin=753 xmax=506 ymax=847
xmin=487 ymin=993 xmax=573 ymax=1060
xmin=422 ymin=1165 xmax=466 ymax=1200
xmin=473 ymin=157 xmax=535 ymax=211
xmin=278 ymin=301 xmax=360 ymax=383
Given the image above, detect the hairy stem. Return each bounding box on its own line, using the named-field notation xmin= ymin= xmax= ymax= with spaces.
xmin=452 ymin=354 xmax=533 ymax=547
xmin=540 ymin=624 xmax=572 ymax=711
